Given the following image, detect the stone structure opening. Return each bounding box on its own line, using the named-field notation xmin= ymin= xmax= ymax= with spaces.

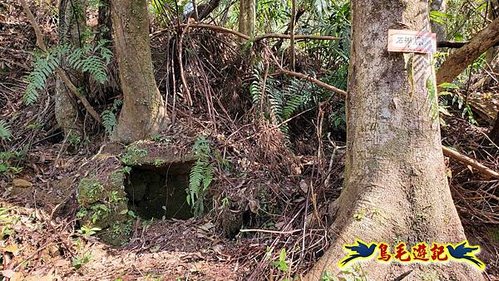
xmin=124 ymin=163 xmax=193 ymax=220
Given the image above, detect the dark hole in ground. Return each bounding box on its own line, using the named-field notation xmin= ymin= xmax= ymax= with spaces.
xmin=124 ymin=163 xmax=193 ymax=220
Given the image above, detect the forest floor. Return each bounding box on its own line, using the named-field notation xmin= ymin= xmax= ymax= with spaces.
xmin=1 ymin=0 xmax=499 ymax=280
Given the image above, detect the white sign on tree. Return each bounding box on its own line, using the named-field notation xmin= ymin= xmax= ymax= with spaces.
xmin=388 ymin=29 xmax=437 ymax=54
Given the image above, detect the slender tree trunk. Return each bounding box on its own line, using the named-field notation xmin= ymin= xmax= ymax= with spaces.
xmin=238 ymin=0 xmax=255 ymax=37
xmin=97 ymin=0 xmax=113 ymax=42
xmin=430 ymin=0 xmax=447 ymax=41
xmin=110 ymin=0 xmax=167 ymax=143
xmin=91 ymin=0 xmax=120 ymax=96
xmin=485 ymin=0 xmax=498 ymax=65
xmin=486 ymin=2 xmax=499 ymax=143
xmin=305 ymin=1 xmax=485 ymax=280
xmin=55 ymin=0 xmax=86 ymax=137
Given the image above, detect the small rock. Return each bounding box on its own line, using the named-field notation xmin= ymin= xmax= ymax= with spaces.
xmin=12 ymin=178 xmax=32 ymax=188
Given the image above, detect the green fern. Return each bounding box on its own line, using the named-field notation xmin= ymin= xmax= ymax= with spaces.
xmin=282 ymin=78 xmax=312 ymax=120
xmin=23 ymin=51 xmax=59 ymax=105
xmin=101 ymin=99 xmax=122 ymax=136
xmin=187 ymin=137 xmax=213 ymax=217
xmin=101 ymin=110 xmax=117 ymax=136
xmin=23 ymin=40 xmax=112 ymax=105
xmin=67 ymin=41 xmax=111 ymax=84
xmin=249 ymin=67 xmax=263 ymax=104
xmin=0 ymin=120 xmax=12 ymax=140
xmin=250 ymin=65 xmax=317 ymax=136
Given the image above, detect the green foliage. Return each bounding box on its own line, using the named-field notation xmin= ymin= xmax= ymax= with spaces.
xmin=121 ymin=145 xmax=148 ymax=165
xmin=187 ymin=137 xmax=213 ymax=217
xmin=77 ymin=225 xmax=102 ymax=237
xmin=77 ymin=178 xmax=105 ymax=205
xmin=0 ymin=120 xmax=12 ymax=140
xmin=330 ymin=103 xmax=346 ymax=130
xmin=23 ymin=40 xmax=112 ymax=105
xmin=101 ymin=99 xmax=122 ymax=136
xmin=0 ymin=151 xmax=23 ymax=176
xmin=272 ymin=248 xmax=289 ymax=273
xmin=429 ymin=10 xmax=452 ymax=26
xmin=256 ymin=0 xmax=289 ymax=33
xmin=445 ymin=0 xmax=489 ymax=41
xmin=439 ymin=83 xmax=478 ymax=125
xmin=67 ymin=39 xmax=112 ymax=83
xmin=301 ymin=0 xmax=351 ymax=90
xmin=0 ymin=207 xmax=17 ymax=240
xmin=23 ymin=50 xmax=59 ymax=105
xmin=149 ymin=0 xmax=180 ymax=25
xmin=250 ymin=64 xmax=325 ymax=136
xmin=72 ymin=252 xmax=92 ymax=269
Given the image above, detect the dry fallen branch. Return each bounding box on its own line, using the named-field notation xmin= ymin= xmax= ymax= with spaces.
xmin=19 ymin=0 xmax=101 ymax=124
xmin=277 ymin=68 xmax=347 ymax=96
xmin=150 ymin=23 xmax=340 ymax=42
xmin=442 ymin=146 xmax=499 ymax=179
xmin=254 ymin=33 xmax=340 ymax=42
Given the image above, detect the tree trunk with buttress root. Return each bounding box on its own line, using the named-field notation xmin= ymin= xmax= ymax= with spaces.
xmin=110 ymin=0 xmax=167 ymax=143
xmin=305 ymin=1 xmax=486 ymax=280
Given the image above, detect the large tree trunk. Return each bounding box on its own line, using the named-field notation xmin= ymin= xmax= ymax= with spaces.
xmin=305 ymin=1 xmax=485 ymax=280
xmin=110 ymin=0 xmax=167 ymax=143
xmin=55 ymin=0 xmax=86 ymax=138
xmin=238 ymin=0 xmax=255 ymax=37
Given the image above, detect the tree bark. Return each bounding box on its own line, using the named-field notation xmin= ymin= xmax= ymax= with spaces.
xmin=305 ymin=1 xmax=485 ymax=280
xmin=55 ymin=0 xmax=86 ymax=137
xmin=430 ymin=0 xmax=447 ymax=41
xmin=238 ymin=0 xmax=255 ymax=37
xmin=110 ymin=0 xmax=167 ymax=143
xmin=436 ymin=16 xmax=499 ymax=86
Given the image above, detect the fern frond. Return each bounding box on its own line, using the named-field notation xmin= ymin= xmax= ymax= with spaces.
xmin=96 ymin=39 xmax=113 ymax=64
xmin=0 ymin=120 xmax=12 ymax=140
xmin=282 ymin=79 xmax=312 ymax=120
xmin=23 ymin=51 xmax=59 ymax=105
xmin=101 ymin=110 xmax=117 ymax=135
xmin=267 ymin=81 xmax=283 ymax=123
xmin=65 ymin=42 xmax=111 ymax=84
xmin=250 ymin=80 xmax=262 ymax=104
xmin=81 ymin=56 xmax=108 ymax=83
xmin=187 ymin=137 xmax=213 ymax=217
xmin=67 ymin=44 xmax=109 ymax=84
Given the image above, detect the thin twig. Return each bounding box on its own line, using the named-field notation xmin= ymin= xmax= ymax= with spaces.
xmin=277 ymin=68 xmax=347 ymax=96
xmin=150 ymin=23 xmax=340 ymax=42
xmin=178 ymin=22 xmax=193 ymax=106
xmin=239 ymin=228 xmax=302 ymax=234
